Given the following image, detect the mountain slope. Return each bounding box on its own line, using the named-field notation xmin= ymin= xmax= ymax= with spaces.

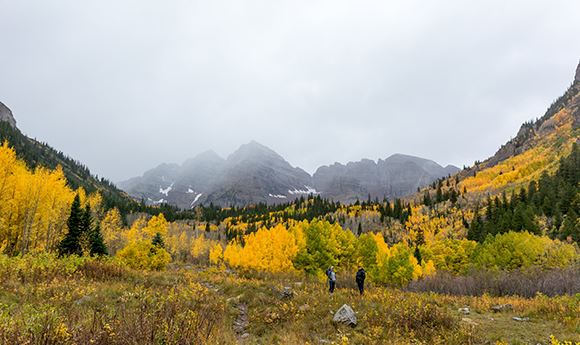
xmin=456 ymin=63 xmax=579 ymax=196
xmin=0 ymin=102 xmax=137 ymax=213
xmin=407 ymin=59 xmax=579 ymax=225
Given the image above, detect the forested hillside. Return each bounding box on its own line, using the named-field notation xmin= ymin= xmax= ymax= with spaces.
xmin=0 ymin=119 xmax=135 ymax=213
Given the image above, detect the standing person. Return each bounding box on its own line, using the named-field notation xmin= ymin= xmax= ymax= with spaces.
xmin=355 ymin=267 xmax=366 ymax=295
xmin=328 ymin=266 xmax=336 ymax=294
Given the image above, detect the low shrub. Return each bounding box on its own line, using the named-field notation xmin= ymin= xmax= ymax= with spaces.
xmin=407 ymin=266 xmax=580 ymax=297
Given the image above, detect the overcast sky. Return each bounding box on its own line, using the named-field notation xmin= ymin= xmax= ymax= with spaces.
xmin=1 ymin=0 xmax=579 ymax=182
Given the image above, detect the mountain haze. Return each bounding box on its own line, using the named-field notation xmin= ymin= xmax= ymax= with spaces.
xmin=119 ymin=142 xmax=458 ymax=208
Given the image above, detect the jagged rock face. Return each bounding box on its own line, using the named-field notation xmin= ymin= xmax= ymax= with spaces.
xmin=575 ymin=59 xmax=580 ymax=82
xmin=314 ymin=154 xmax=459 ymax=203
xmin=0 ymin=102 xmax=17 ymax=128
xmin=119 ymin=141 xmax=458 ymax=208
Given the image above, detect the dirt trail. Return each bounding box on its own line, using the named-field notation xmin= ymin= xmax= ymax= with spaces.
xmin=233 ymin=303 xmax=249 ymax=341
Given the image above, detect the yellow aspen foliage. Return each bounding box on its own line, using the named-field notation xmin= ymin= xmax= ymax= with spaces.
xmin=142 ymin=214 xmax=168 ymax=239
xmin=405 ymin=206 xmax=468 ymax=244
xmin=459 ymin=109 xmax=575 ymax=194
xmin=335 ymin=228 xmax=357 ymax=270
xmin=372 ymin=232 xmax=391 ymax=269
xmin=165 ymin=225 xmax=191 ymax=262
xmin=190 ymin=236 xmax=213 ymax=263
xmin=223 ymin=224 xmax=299 ymax=272
xmin=209 ymin=242 xmax=224 ymax=265
xmin=410 ymin=255 xmax=423 ymax=280
xmin=473 ymin=232 xmax=578 ymax=270
xmin=0 ymin=142 xmax=76 ymax=255
xmin=422 ymin=259 xmax=436 ymax=277
xmin=123 ymin=217 xmax=148 ymax=243
xmin=373 ymin=242 xmax=424 ymax=286
xmin=100 ymin=208 xmax=124 ymax=255
xmin=86 ymin=192 xmax=104 ymax=221
xmin=223 ymin=241 xmax=242 ymax=267
xmin=116 ymin=240 xmax=171 ymax=270
xmin=420 ymin=239 xmax=477 ymax=274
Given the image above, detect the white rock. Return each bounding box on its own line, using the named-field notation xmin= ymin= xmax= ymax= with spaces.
xmin=332 ymin=304 xmax=357 ymax=326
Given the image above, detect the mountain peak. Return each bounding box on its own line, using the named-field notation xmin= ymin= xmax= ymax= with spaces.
xmin=0 ymin=102 xmax=17 ymax=129
xmin=244 ymin=140 xmax=272 ymax=151
xmin=184 ymin=150 xmax=224 ymax=164
xmin=575 ymin=59 xmax=580 ymax=82
xmin=227 ymin=141 xmax=284 ymax=163
xmin=384 ymin=153 xmax=431 ymax=164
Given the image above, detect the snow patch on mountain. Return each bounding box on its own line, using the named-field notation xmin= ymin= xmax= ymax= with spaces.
xmin=159 ymin=183 xmax=174 ymax=196
xmin=190 ymin=193 xmax=203 ymax=207
xmin=268 ymin=193 xmax=287 ymax=199
xmin=148 ymin=197 xmax=166 ymax=204
xmin=186 ymin=187 xmax=195 ymax=194
xmin=288 ymin=186 xmax=319 ymax=195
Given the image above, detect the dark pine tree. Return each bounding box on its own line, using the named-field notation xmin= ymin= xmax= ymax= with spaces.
xmin=58 ymin=194 xmax=84 ymax=256
xmin=467 ymin=206 xmax=484 ymax=243
xmin=89 ymin=223 xmax=108 ymax=256
xmin=152 ymin=232 xmax=165 ymax=248
xmin=413 ymin=245 xmax=422 ymax=264
xmin=423 ymin=191 xmax=432 ymax=207
xmin=559 ymin=210 xmax=578 ymax=242
xmin=80 ymin=204 xmax=93 ymax=252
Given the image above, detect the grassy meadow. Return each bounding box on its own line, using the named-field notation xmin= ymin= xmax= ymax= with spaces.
xmin=0 ymin=254 xmax=578 ymax=345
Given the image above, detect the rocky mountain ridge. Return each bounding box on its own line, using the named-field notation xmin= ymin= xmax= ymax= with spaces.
xmin=119 ymin=142 xmax=459 ymax=208
xmin=0 ymin=102 xmax=17 ymax=129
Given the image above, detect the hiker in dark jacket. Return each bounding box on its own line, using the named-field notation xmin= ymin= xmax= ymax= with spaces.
xmin=355 ymin=267 xmax=366 ymax=295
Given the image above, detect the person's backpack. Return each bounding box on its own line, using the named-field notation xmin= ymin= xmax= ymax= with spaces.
xmin=356 ymin=269 xmax=365 ymax=282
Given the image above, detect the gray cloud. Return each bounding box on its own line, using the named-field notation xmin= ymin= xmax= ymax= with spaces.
xmin=1 ymin=0 xmax=579 ymax=181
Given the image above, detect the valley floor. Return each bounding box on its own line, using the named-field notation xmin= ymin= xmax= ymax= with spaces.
xmin=0 ymin=257 xmax=578 ymax=345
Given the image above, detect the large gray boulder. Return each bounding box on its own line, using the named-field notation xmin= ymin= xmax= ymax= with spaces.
xmin=333 ymin=304 xmax=357 ymax=327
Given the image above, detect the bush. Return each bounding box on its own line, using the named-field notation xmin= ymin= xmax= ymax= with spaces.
xmin=116 ymin=240 xmax=171 ymax=271
xmin=420 ymin=239 xmax=477 ymax=274
xmin=407 ymin=266 xmax=580 ymax=297
xmin=373 ymin=243 xmax=422 ymax=287
xmin=473 ymin=231 xmax=578 ymax=270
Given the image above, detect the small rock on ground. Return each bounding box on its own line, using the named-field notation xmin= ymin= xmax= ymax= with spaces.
xmin=512 ymin=316 xmax=530 ymax=322
xmin=458 ymin=307 xmax=470 ymax=315
xmin=280 ymin=286 xmax=294 ymax=299
xmin=491 ymin=304 xmax=513 ymax=313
